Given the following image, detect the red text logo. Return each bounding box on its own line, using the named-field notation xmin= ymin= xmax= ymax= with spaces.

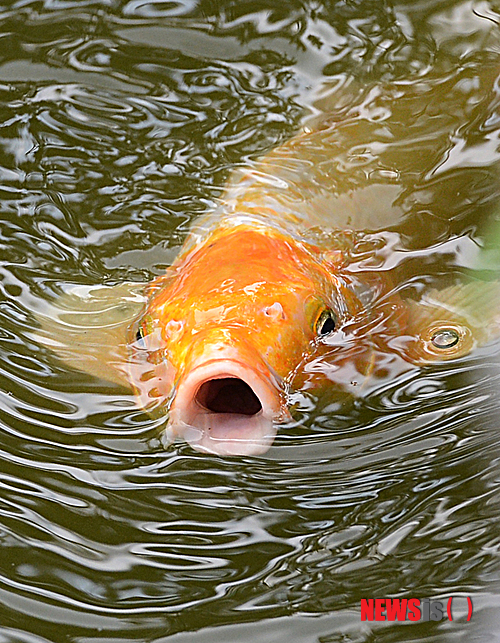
xmin=360 ymin=597 xmax=473 ymax=622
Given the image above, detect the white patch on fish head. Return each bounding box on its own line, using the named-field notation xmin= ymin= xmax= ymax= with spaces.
xmin=243 ymin=281 xmax=266 ymax=296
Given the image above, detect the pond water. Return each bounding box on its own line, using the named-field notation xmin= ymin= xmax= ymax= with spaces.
xmin=1 ymin=0 xmax=500 ymax=641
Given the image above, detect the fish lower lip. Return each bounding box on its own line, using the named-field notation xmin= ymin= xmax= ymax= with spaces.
xmin=178 ymin=412 xmax=278 ymax=456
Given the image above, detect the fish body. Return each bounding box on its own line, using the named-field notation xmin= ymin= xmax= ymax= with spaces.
xmin=36 ymin=66 xmax=500 ymax=456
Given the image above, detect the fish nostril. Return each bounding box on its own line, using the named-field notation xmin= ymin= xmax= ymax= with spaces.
xmin=196 ymin=378 xmax=262 ymax=415
xmin=264 ymin=302 xmax=284 ymax=320
xmin=165 ymin=319 xmax=184 ymax=340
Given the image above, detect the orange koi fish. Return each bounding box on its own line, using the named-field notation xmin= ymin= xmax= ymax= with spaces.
xmin=37 ymin=65 xmax=500 ymax=456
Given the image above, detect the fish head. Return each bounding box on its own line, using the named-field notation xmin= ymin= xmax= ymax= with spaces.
xmin=127 ymin=227 xmax=362 ymax=455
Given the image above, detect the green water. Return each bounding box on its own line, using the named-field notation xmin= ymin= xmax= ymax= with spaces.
xmin=1 ymin=0 xmax=500 ymax=641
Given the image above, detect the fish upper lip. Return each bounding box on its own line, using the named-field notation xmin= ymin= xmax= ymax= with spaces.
xmin=173 ymin=357 xmax=282 ymax=418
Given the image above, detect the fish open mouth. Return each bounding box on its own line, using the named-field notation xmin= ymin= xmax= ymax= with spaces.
xmin=196 ymin=377 xmax=262 ymax=415
xmin=167 ymin=358 xmax=282 ymax=456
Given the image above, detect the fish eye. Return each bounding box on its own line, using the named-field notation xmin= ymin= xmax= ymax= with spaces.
xmin=135 ymin=321 xmax=149 ymax=345
xmin=316 ymin=309 xmax=337 ymax=336
xmin=430 ymin=328 xmax=460 ymax=349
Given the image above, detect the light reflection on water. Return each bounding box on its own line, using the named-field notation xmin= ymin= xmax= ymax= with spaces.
xmin=0 ymin=0 xmax=500 ymax=642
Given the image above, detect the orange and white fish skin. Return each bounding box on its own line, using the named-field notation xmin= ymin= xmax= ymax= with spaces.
xmin=129 ymin=220 xmax=401 ymax=456
xmin=36 ymin=63 xmax=500 ymax=456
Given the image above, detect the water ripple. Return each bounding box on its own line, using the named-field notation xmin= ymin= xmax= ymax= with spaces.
xmin=0 ymin=1 xmax=499 ymax=642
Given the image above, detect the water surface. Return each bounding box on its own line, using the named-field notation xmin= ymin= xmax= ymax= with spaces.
xmin=1 ymin=1 xmax=500 ymax=642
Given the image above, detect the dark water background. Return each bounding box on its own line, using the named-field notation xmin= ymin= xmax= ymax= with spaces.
xmin=1 ymin=0 xmax=500 ymax=641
